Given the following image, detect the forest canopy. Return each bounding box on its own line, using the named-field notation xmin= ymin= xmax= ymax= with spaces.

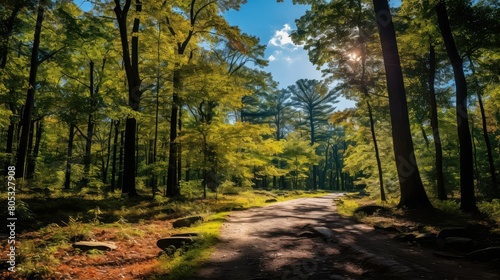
xmin=1 ymin=0 xmax=499 ymax=210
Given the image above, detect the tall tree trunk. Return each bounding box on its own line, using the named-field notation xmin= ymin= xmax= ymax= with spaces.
xmin=118 ymin=130 xmax=125 ymax=191
xmin=27 ymin=119 xmax=42 ymax=179
xmin=309 ymin=114 xmax=317 ymax=189
xmin=111 ymin=120 xmax=120 ymax=192
xmin=428 ymin=44 xmax=446 ymax=200
xmin=468 ymin=56 xmax=497 ymax=195
xmin=15 ymin=0 xmax=45 ymax=179
xmin=83 ymin=61 xmax=95 ymax=185
xmin=177 ymin=104 xmax=182 ymax=192
xmin=122 ymin=117 xmax=138 ymax=195
xmin=373 ymin=0 xmax=432 ymax=209
xmin=26 ymin=120 xmax=35 ymax=179
xmin=367 ymin=99 xmax=386 ymax=201
xmin=436 ymin=0 xmax=476 ymax=212
xmin=166 ymin=89 xmax=179 ymax=197
xmin=65 ymin=123 xmax=75 ymax=190
xmin=114 ymin=0 xmax=142 ymax=197
xmin=102 ymin=120 xmax=113 ymax=184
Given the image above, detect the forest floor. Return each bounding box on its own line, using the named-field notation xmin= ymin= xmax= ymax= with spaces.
xmin=1 ymin=192 xmax=499 ymax=279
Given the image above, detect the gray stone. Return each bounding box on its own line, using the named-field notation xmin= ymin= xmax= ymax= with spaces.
xmin=72 ymin=241 xmax=117 ymax=251
xmin=466 ymin=246 xmax=500 ymax=261
xmin=157 ymin=237 xmax=195 ymax=250
xmin=311 ymin=227 xmax=336 ymax=242
xmin=265 ymin=198 xmax=278 ymax=203
xmin=172 ymin=216 xmax=203 ymax=228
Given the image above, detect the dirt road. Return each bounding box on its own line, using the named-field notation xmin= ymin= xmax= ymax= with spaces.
xmin=190 ymin=193 xmax=500 ymax=280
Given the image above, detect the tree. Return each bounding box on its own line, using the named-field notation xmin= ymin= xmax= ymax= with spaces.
xmin=163 ymin=0 xmax=247 ymax=197
xmin=113 ymin=0 xmax=142 ymax=196
xmin=436 ymin=0 xmax=476 ymax=211
xmin=287 ymin=79 xmax=338 ymax=189
xmin=372 ymin=0 xmax=432 ymax=209
xmin=15 ymin=0 xmax=46 ymax=179
xmin=291 ymin=0 xmax=387 ymax=200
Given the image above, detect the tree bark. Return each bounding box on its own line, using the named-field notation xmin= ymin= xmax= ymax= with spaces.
xmin=111 ymin=120 xmax=120 ymax=192
xmin=428 ymin=44 xmax=446 ymax=200
xmin=367 ymin=99 xmax=385 ymax=201
xmin=113 ymin=0 xmax=142 ymax=197
xmin=436 ymin=0 xmax=476 ymax=211
xmin=166 ymin=89 xmax=179 ymax=197
xmin=27 ymin=119 xmax=42 ymax=179
xmin=373 ymin=0 xmax=432 ymax=209
xmin=118 ymin=130 xmax=125 ymax=191
xmin=83 ymin=61 xmax=95 ymax=185
xmin=65 ymin=123 xmax=75 ymax=190
xmin=15 ymin=0 xmax=45 ymax=179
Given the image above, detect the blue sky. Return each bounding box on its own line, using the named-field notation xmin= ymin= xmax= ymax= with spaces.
xmin=224 ymin=0 xmax=401 ymax=110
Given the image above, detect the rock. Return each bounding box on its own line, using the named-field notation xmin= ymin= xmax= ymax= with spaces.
xmin=297 ymin=231 xmax=316 ymax=238
xmin=72 ymin=241 xmax=117 ymax=251
xmin=354 ymin=205 xmax=389 ymax=215
xmin=373 ymin=225 xmax=401 ymax=233
xmin=415 ymin=233 xmax=437 ymax=243
xmin=311 ymin=227 xmax=336 ymax=242
xmin=172 ymin=216 xmax=203 ymax=228
xmin=393 ymin=233 xmax=416 ymax=242
xmin=437 ymin=227 xmax=472 ymax=239
xmin=466 ymin=246 xmax=500 ymax=261
xmin=441 ymin=237 xmax=475 ymax=252
xmin=265 ymin=198 xmax=278 ymax=203
xmin=171 ymin=232 xmax=199 ymax=237
xmin=156 ymin=237 xmax=195 ymax=250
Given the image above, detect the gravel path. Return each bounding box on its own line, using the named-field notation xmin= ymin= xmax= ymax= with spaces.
xmin=189 ymin=193 xmax=500 ymax=280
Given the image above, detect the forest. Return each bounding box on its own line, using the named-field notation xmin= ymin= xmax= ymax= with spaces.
xmin=1 ymin=0 xmax=499 ymax=279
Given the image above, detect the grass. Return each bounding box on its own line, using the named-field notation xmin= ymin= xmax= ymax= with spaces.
xmin=335 ymin=192 xmax=500 ymax=235
xmin=0 ymin=188 xmax=328 ymax=279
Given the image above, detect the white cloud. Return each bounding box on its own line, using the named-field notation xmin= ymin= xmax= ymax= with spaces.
xmin=268 ymin=55 xmax=276 ymax=61
xmin=268 ymin=24 xmax=296 ymax=48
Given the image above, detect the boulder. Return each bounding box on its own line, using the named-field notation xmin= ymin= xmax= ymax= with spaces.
xmin=157 ymin=237 xmax=195 ymax=250
xmin=172 ymin=216 xmax=203 ymax=228
xmin=415 ymin=233 xmax=437 ymax=243
xmin=437 ymin=227 xmax=472 ymax=239
xmin=265 ymin=198 xmax=278 ymax=203
xmin=465 ymin=246 xmax=500 ymax=261
xmin=354 ymin=205 xmax=389 ymax=215
xmin=72 ymin=241 xmax=117 ymax=251
xmin=373 ymin=225 xmax=401 ymax=233
xmin=311 ymin=227 xmax=336 ymax=242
